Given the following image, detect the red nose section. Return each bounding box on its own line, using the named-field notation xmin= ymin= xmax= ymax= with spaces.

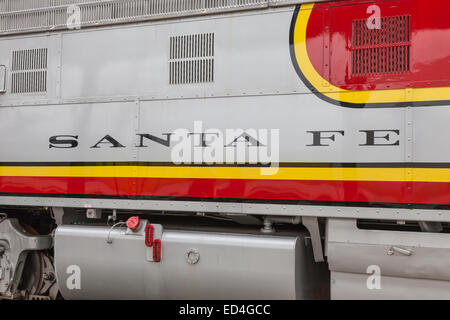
xmin=126 ymin=216 xmax=140 ymax=230
xmin=300 ymin=0 xmax=450 ymax=94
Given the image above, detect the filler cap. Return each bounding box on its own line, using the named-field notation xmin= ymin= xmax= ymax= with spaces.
xmin=126 ymin=216 xmax=140 ymax=231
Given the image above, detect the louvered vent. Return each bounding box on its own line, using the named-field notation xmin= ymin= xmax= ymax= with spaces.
xmin=11 ymin=48 xmax=48 ymax=94
xmin=0 ymin=0 xmax=52 ymax=11
xmin=0 ymin=0 xmax=267 ymax=35
xmin=169 ymin=33 xmax=214 ymax=85
xmin=352 ymin=15 xmax=411 ymax=76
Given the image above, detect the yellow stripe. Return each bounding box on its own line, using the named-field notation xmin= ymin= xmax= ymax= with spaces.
xmin=292 ymin=4 xmax=450 ymax=104
xmin=1 ymin=166 xmax=450 ymax=182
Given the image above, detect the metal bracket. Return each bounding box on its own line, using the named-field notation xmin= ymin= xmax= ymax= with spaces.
xmin=0 ymin=219 xmax=52 ymax=296
xmin=302 ymin=216 xmax=324 ymax=262
xmin=51 ymin=207 xmax=64 ymax=225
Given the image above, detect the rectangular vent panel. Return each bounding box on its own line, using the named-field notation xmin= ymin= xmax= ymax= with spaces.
xmin=169 ymin=33 xmax=214 ymax=85
xmin=11 ymin=48 xmax=48 ymax=94
xmin=351 ymin=15 xmax=411 ymax=76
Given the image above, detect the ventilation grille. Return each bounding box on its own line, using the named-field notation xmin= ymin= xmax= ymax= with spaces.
xmin=0 ymin=0 xmax=53 ymax=11
xmin=11 ymin=48 xmax=48 ymax=94
xmin=0 ymin=0 xmax=267 ymax=35
xmin=351 ymin=15 xmax=411 ymax=76
xmin=169 ymin=33 xmax=214 ymax=85
xmin=0 ymin=0 xmax=104 ymax=12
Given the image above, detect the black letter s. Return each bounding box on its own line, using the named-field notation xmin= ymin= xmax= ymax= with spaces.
xmin=49 ymin=135 xmax=79 ymax=149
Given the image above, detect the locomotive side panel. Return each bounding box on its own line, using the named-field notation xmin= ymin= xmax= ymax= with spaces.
xmin=1 ymin=0 xmax=450 ymax=300
xmin=0 ymin=6 xmax=410 ymax=207
xmin=59 ymin=9 xmax=306 ymax=101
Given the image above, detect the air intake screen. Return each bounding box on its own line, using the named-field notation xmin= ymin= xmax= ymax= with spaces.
xmin=352 ymin=15 xmax=411 ymax=76
xmin=11 ymin=48 xmax=48 ymax=94
xmin=0 ymin=0 xmax=267 ymax=35
xmin=169 ymin=33 xmax=214 ymax=85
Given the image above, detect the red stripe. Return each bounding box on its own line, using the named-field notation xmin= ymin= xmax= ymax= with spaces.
xmin=0 ymin=176 xmax=448 ymax=204
xmin=413 ymin=181 xmax=450 ymax=204
xmin=0 ymin=176 xmax=135 ymax=196
xmin=137 ymin=177 xmax=409 ymax=203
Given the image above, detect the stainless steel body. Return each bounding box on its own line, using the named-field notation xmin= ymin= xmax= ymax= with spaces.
xmin=327 ymin=219 xmax=450 ymax=300
xmin=54 ymin=224 xmax=325 ymax=300
xmin=0 ymin=3 xmax=443 ymax=221
xmin=0 ymin=0 xmax=450 ymax=300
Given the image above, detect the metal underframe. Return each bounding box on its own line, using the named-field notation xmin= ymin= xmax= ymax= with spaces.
xmin=1 ymin=196 xmax=450 ymax=222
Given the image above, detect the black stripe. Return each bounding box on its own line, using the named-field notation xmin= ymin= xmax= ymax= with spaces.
xmin=1 ymin=161 xmax=450 ymax=168
xmin=1 ymin=192 xmax=449 ymax=210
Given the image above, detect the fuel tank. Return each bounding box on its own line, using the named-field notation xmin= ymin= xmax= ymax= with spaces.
xmin=54 ymin=222 xmax=327 ymax=300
